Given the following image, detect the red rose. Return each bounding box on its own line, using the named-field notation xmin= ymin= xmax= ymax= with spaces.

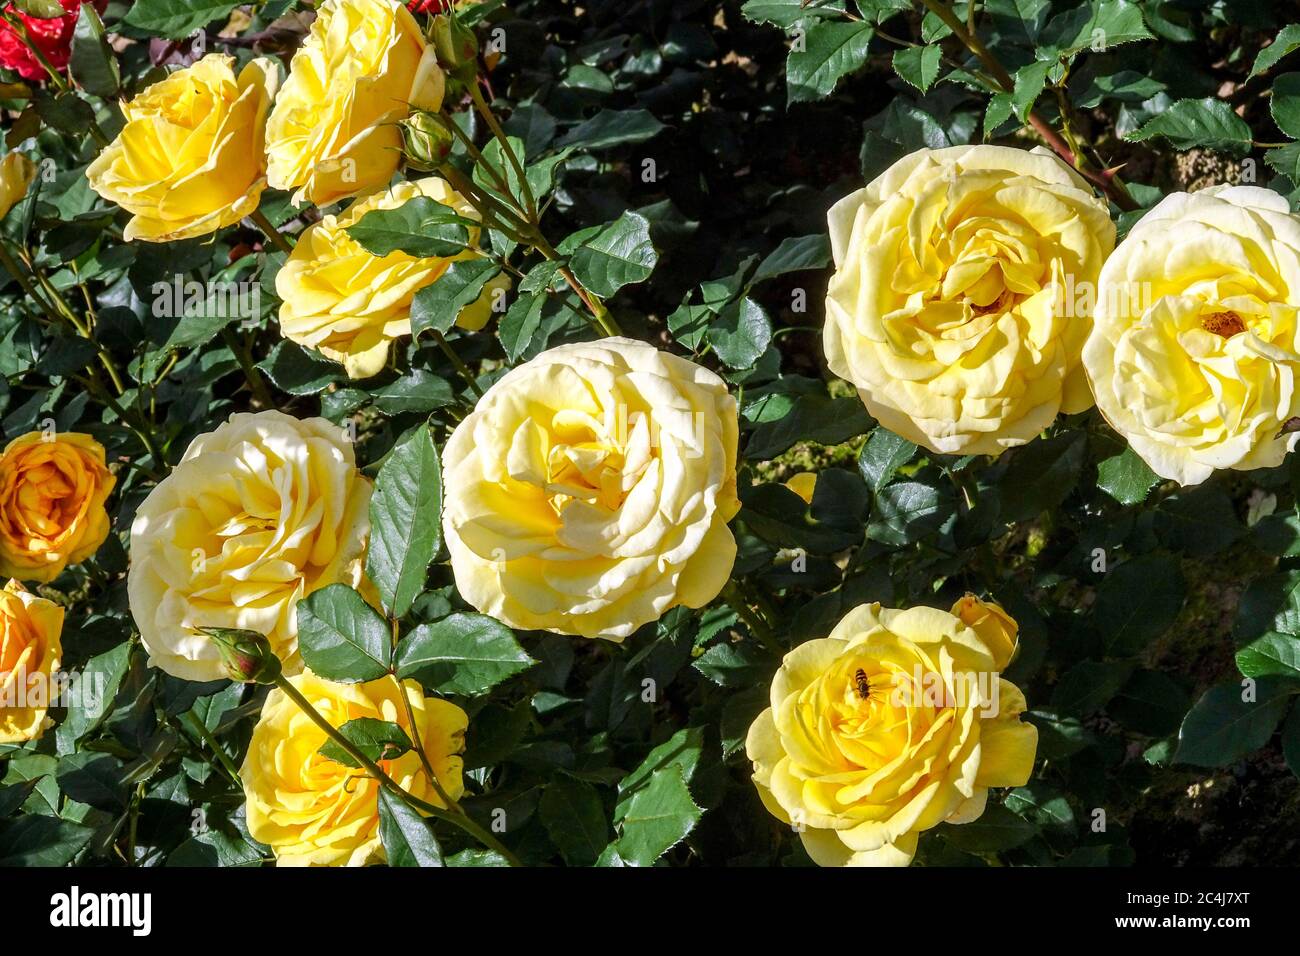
xmin=0 ymin=0 xmax=103 ymax=82
xmin=407 ymin=0 xmax=454 ymax=13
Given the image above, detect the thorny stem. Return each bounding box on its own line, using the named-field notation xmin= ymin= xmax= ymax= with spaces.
xmin=444 ymin=86 xmax=624 ymax=338
xmin=722 ymin=581 xmax=783 ymax=657
xmin=439 ymin=109 xmax=519 ymax=205
xmin=532 ymin=234 xmax=622 ymax=337
xmin=220 ymin=327 xmax=275 ymax=408
xmin=271 ymin=673 xmax=523 ymax=866
xmin=186 ymin=711 xmax=242 ymax=787
xmin=18 ymin=247 xmax=128 ymax=394
xmin=468 ymin=81 xmax=538 ymax=222
xmin=431 ymin=329 xmax=485 ymax=398
xmin=73 ymin=372 xmax=165 ymax=477
xmin=918 ymin=0 xmax=1137 ymax=211
xmin=249 ymin=208 xmax=295 ymax=255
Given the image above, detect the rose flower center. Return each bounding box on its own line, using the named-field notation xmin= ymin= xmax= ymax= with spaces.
xmin=541 ymin=409 xmax=656 ymax=515
xmin=1200 ymin=310 xmax=1247 ymax=338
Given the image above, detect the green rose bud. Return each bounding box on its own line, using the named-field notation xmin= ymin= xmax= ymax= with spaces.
xmin=198 ymin=626 xmax=283 ymax=684
xmin=400 ymin=110 xmax=455 ymax=172
xmin=429 ymin=13 xmax=478 ymax=83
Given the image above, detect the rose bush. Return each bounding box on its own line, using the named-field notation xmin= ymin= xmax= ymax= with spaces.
xmin=1 ymin=0 xmax=1300 ymax=872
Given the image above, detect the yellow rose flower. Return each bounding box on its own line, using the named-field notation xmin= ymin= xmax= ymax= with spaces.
xmin=0 ymin=432 xmax=115 ymax=583
xmin=824 ymin=145 xmax=1115 ymax=456
xmin=746 ymin=601 xmax=1038 ymax=866
xmin=276 ymin=176 xmax=508 ymax=379
xmin=128 ymin=411 xmax=371 ymax=682
xmin=265 ymin=0 xmax=444 ymax=207
xmin=242 ymin=671 xmax=466 ymax=866
xmin=0 ymin=580 xmax=64 ymax=744
xmin=950 ymin=592 xmax=1018 ymax=670
xmin=85 ymin=54 xmax=277 ymax=243
xmin=1084 ymin=185 xmax=1300 ymax=485
xmin=0 ymin=152 xmax=36 ymax=220
xmin=443 ymin=337 xmax=740 ymax=639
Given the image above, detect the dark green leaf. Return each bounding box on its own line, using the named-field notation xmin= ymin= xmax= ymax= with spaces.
xmin=568 ymin=212 xmax=658 ymax=298
xmin=1251 ymin=24 xmax=1300 ymax=78
xmin=1097 ymin=446 xmax=1159 ymax=506
xmin=345 ymin=197 xmax=473 ymax=258
xmin=707 ymin=297 xmax=771 ymax=369
xmin=396 ymin=613 xmax=535 ymax=696
xmin=557 ymin=109 xmax=665 ymax=150
xmin=1236 ymin=631 xmax=1300 ymax=680
xmin=1051 ymin=660 xmax=1134 ymax=716
xmin=0 ymin=816 xmax=94 ymax=866
xmin=613 ymin=766 xmax=701 ymax=866
xmin=1175 ymin=678 xmax=1296 ymax=767
xmin=867 ymin=480 xmax=954 ymax=546
xmin=122 ymin=0 xmax=242 ymax=38
xmin=857 ymin=427 xmax=916 ymax=492
xmin=256 ymin=340 xmax=343 ymax=395
xmin=1097 ymin=553 xmax=1186 ymax=656
xmin=999 ymin=433 xmax=1085 ymax=523
xmin=539 ymin=776 xmax=608 ymax=866
xmin=378 ymin=789 xmax=444 ymax=867
xmin=786 ymin=21 xmax=874 ymax=104
xmin=892 ymin=45 xmax=942 ymax=93
xmin=1124 ymin=98 xmax=1253 ymax=157
xmin=1270 ymin=72 xmax=1300 ymax=139
xmin=70 ymin=4 xmax=119 ymax=97
xmin=296 ymin=585 xmax=391 ymax=683
xmin=410 ymin=259 xmax=500 ymax=338
xmin=367 ymin=425 xmax=442 ymax=619
xmin=319 ymin=718 xmax=413 ymax=768
xmin=938 ymin=802 xmax=1036 ymax=852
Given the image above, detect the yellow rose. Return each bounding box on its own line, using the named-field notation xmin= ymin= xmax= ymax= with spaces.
xmin=265 ymin=0 xmax=444 ymax=207
xmin=0 ymin=152 xmax=36 ymax=220
xmin=824 ymin=145 xmax=1115 ymax=456
xmin=0 ymin=580 xmax=64 ymax=744
xmin=950 ymin=592 xmax=1018 ymax=670
xmin=746 ymin=601 xmax=1038 ymax=866
xmin=0 ymin=432 xmax=115 ymax=583
xmin=276 ymin=176 xmax=508 ymax=379
xmin=1084 ymin=185 xmax=1300 ymax=485
xmin=128 ymin=411 xmax=371 ymax=682
xmin=443 ymin=337 xmax=740 ymax=639
xmin=242 ymin=671 xmax=466 ymax=866
xmin=86 ymin=54 xmax=277 ymax=243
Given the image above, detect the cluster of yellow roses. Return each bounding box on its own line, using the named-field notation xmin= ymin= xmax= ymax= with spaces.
xmin=826 ymin=143 xmax=1300 ymax=487
xmin=4 ymin=0 xmax=1300 ymax=867
xmin=84 ymin=0 xmax=498 ymax=380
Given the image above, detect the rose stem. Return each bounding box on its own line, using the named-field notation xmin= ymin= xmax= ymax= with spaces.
xmin=918 ymin=0 xmax=1137 ymax=211
xmin=249 ymin=208 xmax=295 ymax=255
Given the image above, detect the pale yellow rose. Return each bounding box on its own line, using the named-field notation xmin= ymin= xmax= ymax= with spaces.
xmin=443 ymin=338 xmax=740 ymax=639
xmin=265 ymin=0 xmax=445 ymax=207
xmin=0 ymin=152 xmax=36 ymax=220
xmin=276 ymin=176 xmax=508 ymax=379
xmin=0 ymin=432 xmax=115 ymax=583
xmin=1084 ymin=185 xmax=1300 ymax=485
xmin=825 ymin=145 xmax=1115 ymax=456
xmin=746 ymin=601 xmax=1038 ymax=866
xmin=128 ymin=411 xmax=371 ymax=682
xmin=242 ymin=671 xmax=466 ymax=866
xmin=0 ymin=580 xmax=64 ymax=744
xmin=85 ymin=54 xmax=277 ymax=242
